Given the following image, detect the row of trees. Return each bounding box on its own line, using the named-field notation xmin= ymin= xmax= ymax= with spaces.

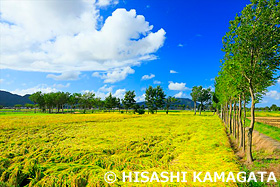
xmin=214 ymin=0 xmax=280 ymax=163
xmin=28 ymin=86 xmax=181 ymax=114
xmin=29 ymin=91 xmax=125 ymax=114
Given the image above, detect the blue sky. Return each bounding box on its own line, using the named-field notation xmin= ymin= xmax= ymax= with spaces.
xmin=0 ymin=0 xmax=279 ymax=106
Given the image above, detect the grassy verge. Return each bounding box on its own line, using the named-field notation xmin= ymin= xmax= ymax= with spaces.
xmin=245 ymin=119 xmax=280 ymax=141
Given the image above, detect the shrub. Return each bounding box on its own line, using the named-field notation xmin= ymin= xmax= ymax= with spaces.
xmin=137 ymin=109 xmax=145 ymax=114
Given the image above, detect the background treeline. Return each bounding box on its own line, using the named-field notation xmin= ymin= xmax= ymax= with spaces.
xmin=212 ymin=0 xmax=279 ymax=163
xmin=24 ymin=86 xmax=199 ymax=114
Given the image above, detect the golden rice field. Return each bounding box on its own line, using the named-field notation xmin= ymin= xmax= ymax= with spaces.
xmin=0 ymin=112 xmax=241 ymax=186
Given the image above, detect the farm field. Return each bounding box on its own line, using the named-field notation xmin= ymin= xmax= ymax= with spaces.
xmin=248 ymin=111 xmax=280 ymax=117
xmin=245 ymin=112 xmax=280 ymax=142
xmin=0 ymin=111 xmax=242 ymax=186
xmin=254 ymin=117 xmax=280 ymax=128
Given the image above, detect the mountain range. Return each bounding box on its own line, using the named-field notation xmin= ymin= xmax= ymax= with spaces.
xmin=0 ymin=90 xmax=33 ymax=107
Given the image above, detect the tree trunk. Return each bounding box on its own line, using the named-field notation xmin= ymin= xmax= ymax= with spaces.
xmin=238 ymin=95 xmax=243 ymax=151
xmin=194 ymin=102 xmax=196 ymax=115
xmin=220 ymin=104 xmax=223 ymax=120
xmin=236 ymin=102 xmax=239 ymax=144
xmin=229 ymin=101 xmax=232 ymax=134
xmin=247 ymin=84 xmax=255 ymax=163
xmin=243 ymin=96 xmax=246 ymax=153
xmin=225 ymin=102 xmax=228 ymax=126
xmin=233 ymin=102 xmax=236 ymax=138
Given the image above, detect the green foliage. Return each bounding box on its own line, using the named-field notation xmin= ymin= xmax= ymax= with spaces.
xmin=145 ymin=86 xmax=166 ymax=114
xmin=191 ymin=86 xmax=211 ymax=115
xmin=137 ymin=108 xmax=145 ymax=114
xmin=14 ymin=104 xmax=22 ymax=110
xmin=165 ymin=96 xmax=177 ymax=114
xmin=215 ymin=0 xmax=280 ymax=163
xmin=145 ymin=86 xmax=155 ymax=113
xmin=104 ymin=93 xmax=117 ymax=111
xmin=121 ymin=91 xmax=136 ymax=112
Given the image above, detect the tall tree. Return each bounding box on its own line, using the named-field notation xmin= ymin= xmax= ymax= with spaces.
xmin=145 ymin=86 xmax=156 ymax=114
xmin=60 ymin=92 xmax=70 ymax=113
xmin=165 ymin=96 xmax=177 ymax=114
xmin=197 ymin=87 xmax=211 ymax=115
xmin=104 ymin=93 xmax=117 ymax=112
xmin=68 ymin=93 xmax=81 ymax=113
xmin=29 ymin=91 xmax=43 ymax=113
xmin=122 ymin=91 xmax=136 ymax=113
xmin=80 ymin=92 xmax=95 ymax=113
xmin=116 ymin=98 xmax=121 ymax=112
xmin=154 ymin=86 xmax=166 ymax=113
xmin=191 ymin=86 xmax=201 ymax=115
xmin=44 ymin=92 xmax=55 ymax=113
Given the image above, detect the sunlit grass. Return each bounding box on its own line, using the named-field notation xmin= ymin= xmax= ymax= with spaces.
xmin=244 ymin=119 xmax=280 ymax=141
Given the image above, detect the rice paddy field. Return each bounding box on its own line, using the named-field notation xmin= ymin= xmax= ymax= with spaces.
xmin=0 ymin=111 xmax=270 ymax=186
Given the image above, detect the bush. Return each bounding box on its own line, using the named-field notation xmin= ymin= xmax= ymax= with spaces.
xmin=137 ymin=109 xmax=145 ymax=114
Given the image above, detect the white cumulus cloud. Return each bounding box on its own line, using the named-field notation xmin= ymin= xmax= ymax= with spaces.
xmin=141 ymin=74 xmax=155 ymax=80
xmin=92 ymin=67 xmax=135 ymax=83
xmin=174 ymin=91 xmax=186 ymax=98
xmin=98 ymin=84 xmax=114 ymax=92
xmin=85 ymin=85 xmax=126 ymax=100
xmin=168 ymin=81 xmax=189 ymax=91
xmin=136 ymin=93 xmax=145 ymax=102
xmin=0 ymin=1 xmax=166 ymax=79
xmin=113 ymin=89 xmax=126 ymax=99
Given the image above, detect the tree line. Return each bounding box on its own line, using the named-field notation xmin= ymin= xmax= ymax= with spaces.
xmin=213 ymin=0 xmax=280 ymax=163
xmin=27 ymin=85 xmax=187 ymax=114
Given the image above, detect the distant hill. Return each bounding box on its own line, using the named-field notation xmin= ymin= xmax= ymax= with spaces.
xmin=137 ymin=98 xmax=197 ymax=109
xmin=0 ymin=90 xmax=33 ymax=107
